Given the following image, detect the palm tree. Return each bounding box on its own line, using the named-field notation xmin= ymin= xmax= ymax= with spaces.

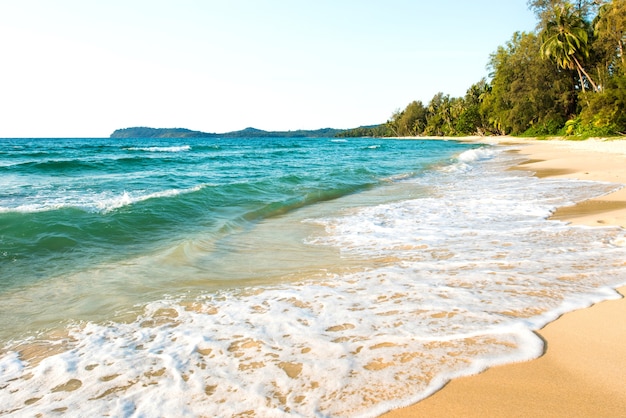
xmin=540 ymin=2 xmax=599 ymax=92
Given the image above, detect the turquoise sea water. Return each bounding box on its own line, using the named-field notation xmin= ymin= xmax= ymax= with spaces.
xmin=0 ymin=137 xmax=466 ymax=334
xmin=1 ymin=137 xmax=625 ymax=417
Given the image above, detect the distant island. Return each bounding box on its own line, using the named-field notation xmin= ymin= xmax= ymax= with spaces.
xmin=110 ymin=126 xmax=360 ymax=139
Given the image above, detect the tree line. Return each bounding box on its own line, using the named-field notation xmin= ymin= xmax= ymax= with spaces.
xmin=338 ymin=0 xmax=625 ymax=138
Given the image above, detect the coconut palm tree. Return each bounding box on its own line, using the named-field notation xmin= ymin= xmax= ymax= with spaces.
xmin=540 ymin=2 xmax=599 ymax=92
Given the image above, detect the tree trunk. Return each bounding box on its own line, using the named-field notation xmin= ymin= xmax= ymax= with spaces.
xmin=574 ymin=65 xmax=586 ymax=93
xmin=573 ymin=55 xmax=599 ymax=92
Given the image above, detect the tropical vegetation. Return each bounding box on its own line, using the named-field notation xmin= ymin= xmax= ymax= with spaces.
xmin=339 ymin=0 xmax=625 ymax=138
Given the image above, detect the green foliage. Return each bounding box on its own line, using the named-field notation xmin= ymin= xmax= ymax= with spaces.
xmin=579 ymin=73 xmax=626 ymax=133
xmin=593 ymin=0 xmax=626 ymax=81
xmin=386 ymin=101 xmax=428 ymax=136
xmin=540 ymin=2 xmax=599 ymax=92
xmin=560 ymin=116 xmax=619 ymax=137
xmin=540 ymin=3 xmax=590 ymax=69
xmin=457 ymin=79 xmax=491 ymax=135
xmin=529 ymin=0 xmax=600 ymax=24
xmin=423 ymin=93 xmax=454 ymax=136
xmin=523 ymin=119 xmax=567 ymax=136
xmin=335 ymin=124 xmax=392 ymax=138
xmin=483 ymin=31 xmax=575 ymax=135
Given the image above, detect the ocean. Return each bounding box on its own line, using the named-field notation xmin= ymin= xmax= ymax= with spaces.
xmin=1 ymin=137 xmax=625 ymax=417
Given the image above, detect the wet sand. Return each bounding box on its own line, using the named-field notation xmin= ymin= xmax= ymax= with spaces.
xmin=382 ymin=137 xmax=626 ymax=417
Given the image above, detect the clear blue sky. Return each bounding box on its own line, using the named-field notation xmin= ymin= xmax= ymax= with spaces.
xmin=0 ymin=1 xmax=537 ymax=137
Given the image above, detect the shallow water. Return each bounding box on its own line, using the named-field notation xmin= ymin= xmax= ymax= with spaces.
xmin=1 ymin=138 xmax=625 ymax=417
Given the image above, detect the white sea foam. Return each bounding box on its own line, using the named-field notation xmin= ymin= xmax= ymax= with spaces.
xmin=2 ymin=147 xmax=626 ymax=417
xmin=441 ymin=147 xmax=498 ymax=174
xmin=0 ymin=185 xmax=206 ymax=214
xmin=91 ymin=186 xmax=205 ymax=213
xmin=457 ymin=147 xmax=497 ymax=162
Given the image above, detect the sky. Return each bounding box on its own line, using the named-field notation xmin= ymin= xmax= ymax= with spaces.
xmin=0 ymin=1 xmax=537 ymax=137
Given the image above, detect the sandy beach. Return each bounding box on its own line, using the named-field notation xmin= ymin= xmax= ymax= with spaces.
xmin=383 ymin=137 xmax=626 ymax=417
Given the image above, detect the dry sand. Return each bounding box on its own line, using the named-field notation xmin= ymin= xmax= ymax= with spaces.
xmin=382 ymin=137 xmax=626 ymax=418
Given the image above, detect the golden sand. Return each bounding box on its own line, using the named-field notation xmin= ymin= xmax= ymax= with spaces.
xmin=382 ymin=137 xmax=626 ymax=417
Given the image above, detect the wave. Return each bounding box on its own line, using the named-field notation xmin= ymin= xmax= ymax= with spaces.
xmin=123 ymin=145 xmax=192 ymax=153
xmin=0 ymin=155 xmax=196 ymax=180
xmin=457 ymin=146 xmax=496 ymax=163
xmin=440 ymin=146 xmax=497 ymax=174
xmin=2 ymin=159 xmax=98 ymax=173
xmin=0 ymin=185 xmax=208 ymax=214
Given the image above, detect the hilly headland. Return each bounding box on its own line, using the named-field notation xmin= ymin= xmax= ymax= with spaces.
xmin=110 ymin=126 xmax=353 ymax=139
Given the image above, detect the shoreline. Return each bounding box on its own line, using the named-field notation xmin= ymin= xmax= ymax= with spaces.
xmin=382 ymin=137 xmax=626 ymax=417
